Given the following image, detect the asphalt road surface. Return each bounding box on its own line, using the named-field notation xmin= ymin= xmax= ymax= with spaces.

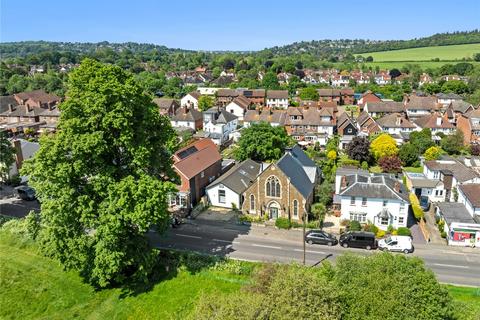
xmin=149 ymin=219 xmax=480 ymax=287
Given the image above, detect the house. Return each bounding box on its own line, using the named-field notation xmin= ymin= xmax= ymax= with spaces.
xmin=357 ymin=91 xmax=382 ymax=108
xmin=266 ymin=90 xmax=289 ymax=109
xmin=241 ymin=146 xmax=318 ymax=221
xmin=5 ymin=139 xmax=40 ymax=181
xmin=423 ymin=159 xmax=480 ymax=201
xmin=13 ymin=89 xmax=61 ymax=109
xmin=202 ymin=108 xmax=238 ymax=145
xmin=170 ymin=138 xmax=222 ymax=212
xmin=243 ymin=109 xmax=286 ymax=128
xmin=225 ymin=95 xmax=251 ymax=121
xmin=376 ymin=113 xmax=418 ymax=136
xmin=444 ymin=101 xmax=474 ymax=125
xmin=331 ymin=74 xmax=350 ymax=87
xmin=206 ymin=159 xmax=262 ymax=209
xmin=216 ymin=89 xmax=240 ymax=106
xmin=404 ymin=171 xmax=445 ymax=207
xmin=374 ymin=72 xmax=391 ymax=85
xmin=435 ymin=202 xmax=480 ymax=247
xmin=457 ymin=184 xmax=480 ymax=221
xmin=212 ymin=75 xmax=236 ymax=86
xmin=180 ymin=91 xmax=201 ymax=109
xmin=364 ymin=101 xmax=405 ymax=118
xmin=413 ymin=112 xmax=455 ymax=136
xmin=197 ymin=87 xmax=219 ymax=96
xmin=170 ymin=106 xmax=203 ymax=131
xmin=456 ymin=108 xmax=480 ymax=145
xmin=419 ymin=73 xmax=434 ymax=86
xmin=403 ymin=94 xmax=440 ymax=119
xmin=436 ymin=93 xmax=464 ymax=108
xmin=153 ymin=98 xmax=180 ymax=116
xmin=356 ymin=111 xmax=381 ymax=135
xmin=336 ymin=173 xmax=410 ymax=230
xmin=285 ymin=106 xmax=336 ymax=146
xmin=337 ymin=113 xmax=357 ymax=149
xmin=242 ymin=89 xmax=266 ymax=106
xmin=341 ymin=88 xmax=355 ymax=105
xmin=317 ymin=89 xmax=342 ymax=104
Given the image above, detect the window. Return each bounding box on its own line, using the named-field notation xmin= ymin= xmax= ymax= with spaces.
xmin=433 ymin=171 xmax=439 ymax=179
xmin=266 ymin=176 xmax=281 ymax=197
xmin=347 ymin=128 xmax=352 ymax=133
xmin=293 ymin=200 xmax=298 ymax=217
xmin=218 ymin=190 xmax=226 ymax=204
xmin=201 ymin=171 xmax=205 ymax=178
xmin=398 ymin=216 xmax=404 ymax=224
xmin=250 ymin=194 xmax=255 ymax=211
xmin=350 ymin=213 xmax=367 ymax=223
xmin=380 ymin=217 xmax=389 ymax=225
xmin=400 ymin=202 xmax=405 ymax=211
xmin=350 ymin=196 xmax=356 ymax=205
xmin=383 ymin=200 xmax=388 ymax=207
xmin=362 ymin=197 xmax=367 ymax=206
xmin=435 ymin=190 xmax=443 ymax=196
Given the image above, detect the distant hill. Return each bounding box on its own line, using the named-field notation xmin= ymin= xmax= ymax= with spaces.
xmin=265 ymin=30 xmax=480 ymax=58
xmin=363 ymin=43 xmax=480 ymax=62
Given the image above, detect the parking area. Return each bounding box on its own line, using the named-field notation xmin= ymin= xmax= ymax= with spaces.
xmin=0 ymin=185 xmax=40 ymax=218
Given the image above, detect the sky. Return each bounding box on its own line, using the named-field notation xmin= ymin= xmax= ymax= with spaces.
xmin=1 ymin=0 xmax=479 ymax=51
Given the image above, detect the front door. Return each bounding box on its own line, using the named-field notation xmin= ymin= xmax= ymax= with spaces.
xmin=269 ymin=207 xmax=278 ymax=220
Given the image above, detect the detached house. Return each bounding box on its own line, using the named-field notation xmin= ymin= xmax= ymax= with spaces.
xmin=181 ymin=91 xmax=201 ymax=109
xmin=170 ymin=107 xmax=203 ymax=131
xmin=154 ymin=98 xmax=180 ymax=116
xmin=404 ymin=94 xmax=440 ymax=119
xmin=206 ymin=159 xmax=262 ymax=209
xmin=242 ymin=146 xmax=318 ymax=221
xmin=456 ymin=109 xmax=480 ymax=145
xmin=356 ymin=112 xmax=381 ymax=135
xmin=266 ymin=90 xmax=289 ymax=109
xmin=376 ymin=113 xmax=418 ymax=135
xmin=226 ymin=95 xmax=251 ymax=121
xmin=337 ymin=112 xmax=358 ymax=149
xmin=364 ymin=101 xmax=405 ymax=118
xmin=285 ymin=107 xmax=336 ymax=146
xmin=202 ymin=108 xmax=238 ymax=145
xmin=170 ymin=138 xmax=222 ymax=212
xmin=336 ymin=173 xmax=410 ymax=230
xmin=357 ymin=91 xmax=382 ymax=108
xmin=414 ymin=112 xmax=455 ymax=136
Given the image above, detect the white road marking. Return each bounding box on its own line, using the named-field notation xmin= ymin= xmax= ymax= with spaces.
xmin=251 ymin=244 xmax=282 ymax=250
xmin=293 ymin=248 xmax=327 ymax=254
xmin=212 ymin=239 xmax=231 ymax=243
xmin=174 ymin=233 xmax=202 ymax=239
xmin=433 ymin=263 xmax=469 ymax=269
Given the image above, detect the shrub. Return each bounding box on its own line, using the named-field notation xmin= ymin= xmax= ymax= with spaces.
xmin=348 ymin=220 xmax=362 ymax=231
xmin=238 ymin=214 xmax=266 ymax=223
xmin=275 ymin=217 xmax=291 ymax=229
xmin=397 ymin=227 xmax=411 ymax=236
xmin=363 ymin=222 xmax=379 ymax=235
xmin=340 ymin=219 xmax=350 ymax=226
xmin=440 ymin=231 xmax=447 ymax=238
xmin=409 ymin=193 xmax=424 ymax=220
xmin=376 ymin=230 xmax=386 ymax=238
xmin=387 ymin=225 xmax=395 ymax=234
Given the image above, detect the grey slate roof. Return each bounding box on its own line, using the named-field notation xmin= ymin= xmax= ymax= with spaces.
xmin=436 ymin=202 xmax=475 ymax=225
xmin=207 ymin=159 xmax=262 ymax=194
xmin=0 ymin=95 xmax=18 ymax=113
xmin=339 ymin=174 xmax=409 ymax=202
xmin=424 ymin=160 xmax=479 ymax=183
xmin=216 ymin=110 xmax=238 ymax=124
xmin=277 ymin=152 xmax=315 ymax=198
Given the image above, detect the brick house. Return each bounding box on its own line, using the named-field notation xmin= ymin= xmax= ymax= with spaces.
xmin=457 ymin=109 xmax=480 ymax=145
xmin=170 ymin=138 xmax=222 ymax=212
xmin=13 ymin=89 xmax=61 ymax=109
xmin=241 ymin=146 xmax=318 ymax=221
xmin=154 ymin=98 xmax=180 ymax=116
xmin=285 ymin=106 xmax=336 ymax=146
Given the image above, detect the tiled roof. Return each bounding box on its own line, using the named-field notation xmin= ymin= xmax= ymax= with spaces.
xmin=14 ymin=90 xmax=60 ymax=104
xmin=377 ymin=113 xmax=417 ymax=128
xmin=414 ymin=112 xmax=455 ymax=129
xmin=171 ymin=108 xmax=202 ymax=122
xmin=425 ymin=160 xmax=479 ymax=183
xmin=404 ymin=95 xmax=439 ymax=111
xmin=207 ymin=159 xmax=261 ymax=194
xmin=243 ymin=109 xmax=286 ymax=125
xmin=266 ymin=90 xmax=288 ymax=99
xmin=366 ymin=101 xmax=405 ymax=113
xmin=458 ymin=184 xmax=480 ymax=208
xmin=173 ymin=139 xmax=221 ymax=179
xmin=339 ymin=174 xmax=409 ymax=202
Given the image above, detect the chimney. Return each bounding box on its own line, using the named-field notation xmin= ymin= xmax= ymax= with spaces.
xmin=182 ymin=106 xmax=188 ymax=114
xmin=436 ymin=115 xmax=442 ymax=126
xmin=26 ymin=104 xmax=31 ymax=113
xmin=341 ymin=176 xmax=347 ymax=189
xmin=394 ymin=181 xmax=400 ymax=193
xmin=13 ymin=140 xmax=23 ymax=170
xmin=396 ymin=114 xmax=401 ymax=126
xmin=8 ymin=104 xmax=13 ymax=112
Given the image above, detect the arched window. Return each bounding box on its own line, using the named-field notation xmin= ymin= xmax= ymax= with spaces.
xmin=293 ymin=200 xmax=298 ymax=217
xmin=250 ymin=194 xmax=255 ymax=211
xmin=266 ymin=176 xmax=281 ymax=197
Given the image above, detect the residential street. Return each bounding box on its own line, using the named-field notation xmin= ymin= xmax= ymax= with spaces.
xmin=149 ymin=219 xmax=480 ymax=287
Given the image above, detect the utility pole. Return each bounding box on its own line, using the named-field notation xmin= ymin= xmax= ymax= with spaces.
xmin=302 ymin=213 xmax=306 ymax=265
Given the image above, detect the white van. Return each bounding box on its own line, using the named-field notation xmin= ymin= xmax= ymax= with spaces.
xmin=378 ymin=236 xmax=414 ymax=254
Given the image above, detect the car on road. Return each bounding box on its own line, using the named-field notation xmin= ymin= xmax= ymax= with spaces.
xmin=15 ymin=186 xmax=36 ymax=201
xmin=378 ymin=235 xmax=414 ymax=254
xmin=339 ymin=231 xmax=377 ymax=250
xmin=305 ymin=230 xmax=338 ymax=246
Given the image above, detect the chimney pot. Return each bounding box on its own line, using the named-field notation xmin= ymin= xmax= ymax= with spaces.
xmin=436 ymin=116 xmax=442 ymax=126
xmin=8 ymin=104 xmax=13 ymax=112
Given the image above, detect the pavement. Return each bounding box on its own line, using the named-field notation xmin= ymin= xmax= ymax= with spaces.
xmin=150 ymin=218 xmax=480 ymax=287
xmin=0 ymin=186 xmax=40 ymax=218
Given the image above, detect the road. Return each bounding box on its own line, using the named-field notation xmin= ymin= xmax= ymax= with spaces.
xmin=149 ymin=219 xmax=480 ymax=287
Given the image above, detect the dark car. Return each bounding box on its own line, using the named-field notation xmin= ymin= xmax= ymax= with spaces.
xmin=305 ymin=230 xmax=338 ymax=246
xmin=339 ymin=231 xmax=376 ymax=250
xmin=15 ymin=186 xmax=36 ymax=201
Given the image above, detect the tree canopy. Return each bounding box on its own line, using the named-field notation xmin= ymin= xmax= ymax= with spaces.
xmin=399 ymin=142 xmax=419 ymax=166
xmin=21 ymin=59 xmax=177 ymax=287
xmin=299 ymin=87 xmax=319 ymax=100
xmin=370 ymin=133 xmax=398 ymax=160
xmin=424 ymin=146 xmax=443 ymax=160
xmin=234 ymin=122 xmax=292 ymax=162
xmin=346 ymin=136 xmax=371 ymax=163
xmin=410 ymin=128 xmax=435 ymax=154
xmin=440 ymin=130 xmax=465 ymax=155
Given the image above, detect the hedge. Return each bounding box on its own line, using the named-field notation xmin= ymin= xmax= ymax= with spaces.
xmin=397 ymin=227 xmax=411 ymax=236
xmin=409 ymin=193 xmax=424 ymax=220
xmin=275 ymin=217 xmax=291 ymax=229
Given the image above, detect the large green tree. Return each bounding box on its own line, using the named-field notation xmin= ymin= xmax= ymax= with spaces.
xmin=409 ymin=128 xmax=434 ymax=154
xmin=0 ymin=132 xmax=16 ymax=181
xmin=234 ymin=122 xmax=292 ymax=162
xmin=21 ymin=59 xmax=177 ymax=287
xmin=441 ymin=130 xmax=465 ymax=155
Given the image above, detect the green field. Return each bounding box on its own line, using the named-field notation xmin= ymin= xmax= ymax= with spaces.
xmin=363 ymin=43 xmax=480 ymax=62
xmin=1 ymin=232 xmax=479 ymax=320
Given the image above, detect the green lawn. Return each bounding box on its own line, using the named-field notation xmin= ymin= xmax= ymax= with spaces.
xmin=403 ymin=166 xmax=423 ymax=173
xmin=363 ymin=43 xmax=480 ymax=62
xmin=0 ymin=233 xmax=251 ymax=320
xmin=1 ymin=232 xmax=479 ymax=320
xmin=361 ymin=60 xmax=480 ymax=70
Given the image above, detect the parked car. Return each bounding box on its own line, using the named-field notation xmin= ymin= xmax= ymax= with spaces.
xmin=305 ymin=230 xmax=338 ymax=246
xmin=15 ymin=186 xmax=36 ymax=201
xmin=378 ymin=236 xmax=414 ymax=254
xmin=339 ymin=231 xmax=376 ymax=250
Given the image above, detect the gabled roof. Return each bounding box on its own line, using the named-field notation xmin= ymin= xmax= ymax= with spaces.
xmin=414 ymin=112 xmax=455 ymax=129
xmin=458 ymin=184 xmax=480 ymax=208
xmin=243 ymin=109 xmax=286 ymax=125
xmin=436 ymin=93 xmax=463 ymax=100
xmin=173 ymin=139 xmax=221 ymax=179
xmin=425 ymin=160 xmax=479 ymax=183
xmin=14 ymin=90 xmax=60 ymax=104
xmin=276 ymin=152 xmax=314 ymax=198
xmin=0 ymin=95 xmax=18 ymax=113
xmin=266 ymin=90 xmax=288 ymax=99
xmin=366 ymin=101 xmax=405 ymax=113
xmin=0 ymin=105 xmax=45 ymax=117
xmin=229 ymin=95 xmax=251 ymax=109
xmin=216 ymin=110 xmax=238 ymax=124
xmin=185 ymin=91 xmax=201 ymax=100
xmin=450 ymin=100 xmax=474 ymax=114
xmin=285 ymin=107 xmax=335 ymax=126
xmin=171 ymin=108 xmax=203 ymax=122
xmin=404 ymin=95 xmax=439 ymax=111
xmin=153 ymin=98 xmax=178 ymax=110
xmin=377 ymin=113 xmax=417 ymax=128
xmin=317 ymin=89 xmax=341 ymax=97
xmin=436 ymin=202 xmax=475 ymax=225
xmin=337 ymin=112 xmax=355 ymax=131
xmin=207 ymin=159 xmax=262 ymax=194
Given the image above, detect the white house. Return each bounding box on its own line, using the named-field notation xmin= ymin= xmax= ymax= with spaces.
xmin=266 ymin=90 xmax=289 ymax=109
xmin=436 ymin=93 xmax=464 ymax=108
xmin=376 ymin=113 xmax=419 ymax=135
xmin=203 ymin=108 xmax=238 ymax=145
xmin=435 ymin=202 xmax=480 ymax=247
xmin=336 ymin=173 xmax=410 ymax=230
xmin=4 ymin=139 xmax=40 ymax=181
xmin=170 ymin=107 xmax=203 ymax=131
xmin=225 ymin=95 xmax=250 ymax=121
xmin=404 ymin=171 xmax=445 ymax=206
xmin=413 ymin=113 xmax=455 ymax=136
xmin=457 ymin=184 xmax=480 ymax=221
xmin=180 ymin=91 xmax=201 ymax=109
xmin=206 ymin=159 xmax=262 ymax=209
